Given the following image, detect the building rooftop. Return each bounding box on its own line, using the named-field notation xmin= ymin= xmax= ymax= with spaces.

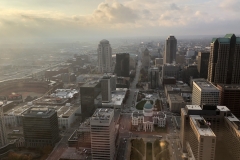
xmin=168 ymin=93 xmax=185 ymax=103
xmin=218 ymin=84 xmax=240 ymax=90
xmin=60 ymin=147 xmax=91 ymax=160
xmin=194 ymin=81 xmax=219 ymax=92
xmin=186 ymin=105 xmax=202 ymax=111
xmin=101 ymin=88 xmax=127 ymax=108
xmin=217 ymin=106 xmax=230 ymax=112
xmin=5 ymin=103 xmax=80 ymax=118
xmin=22 ymin=107 xmax=56 ymax=118
xmin=144 ymin=101 xmax=153 ymax=109
xmin=91 ymin=108 xmax=114 ymax=123
xmin=190 ymin=115 xmax=216 ymax=137
xmin=51 ymin=89 xmax=78 ymax=99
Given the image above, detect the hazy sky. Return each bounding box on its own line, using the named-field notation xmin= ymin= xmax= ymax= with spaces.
xmin=1 ymin=0 xmax=240 ymax=42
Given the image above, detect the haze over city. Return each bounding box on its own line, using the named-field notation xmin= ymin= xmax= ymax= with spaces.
xmin=1 ymin=0 xmax=240 ymax=43
xmin=0 ymin=0 xmax=240 ymax=160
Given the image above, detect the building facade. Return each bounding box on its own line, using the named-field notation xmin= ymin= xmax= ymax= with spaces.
xmin=115 ymin=53 xmax=130 ymax=77
xmin=149 ymin=67 xmax=159 ymax=89
xmin=90 ymin=108 xmax=115 ymax=160
xmin=131 ymin=101 xmax=166 ymax=132
xmin=101 ymin=75 xmax=111 ymax=103
xmin=164 ymin=36 xmax=177 ymax=64
xmin=0 ymin=102 xmax=7 ymax=147
xmin=22 ymin=107 xmax=60 ymax=148
xmin=98 ymin=39 xmax=112 ymax=73
xmin=161 ymin=64 xmax=181 ymax=80
xmin=197 ymin=52 xmax=210 ymax=79
xmin=208 ymin=34 xmax=240 ymax=84
xmin=181 ymin=105 xmax=240 ymax=160
xmin=217 ymin=84 xmax=240 ymax=117
xmin=142 ymin=48 xmax=151 ymax=69
xmin=192 ymin=80 xmax=219 ymax=106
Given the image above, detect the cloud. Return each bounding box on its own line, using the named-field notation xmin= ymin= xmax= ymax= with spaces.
xmin=90 ymin=2 xmax=138 ymax=24
xmin=0 ymin=0 xmax=240 ymax=40
xmin=219 ymin=0 xmax=240 ymax=12
xmin=170 ymin=3 xmax=180 ymax=10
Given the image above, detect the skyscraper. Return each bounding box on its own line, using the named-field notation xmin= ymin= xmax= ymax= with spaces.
xmin=197 ymin=52 xmax=210 ymax=79
xmin=149 ymin=67 xmax=159 ymax=89
xmin=101 ymin=74 xmax=111 ymax=103
xmin=98 ymin=39 xmax=112 ymax=73
xmin=208 ymin=34 xmax=240 ymax=84
xmin=115 ymin=53 xmax=130 ymax=77
xmin=0 ymin=102 xmax=7 ymax=147
xmin=164 ymin=36 xmax=177 ymax=64
xmin=90 ymin=108 xmax=115 ymax=160
xmin=217 ymin=84 xmax=240 ymax=117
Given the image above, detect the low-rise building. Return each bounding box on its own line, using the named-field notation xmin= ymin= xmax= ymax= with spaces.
xmin=3 ymin=103 xmax=81 ymax=129
xmin=131 ymin=101 xmax=166 ymax=132
xmin=168 ymin=93 xmax=190 ymax=112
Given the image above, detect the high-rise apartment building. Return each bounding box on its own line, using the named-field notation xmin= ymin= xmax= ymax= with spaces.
xmin=181 ymin=105 xmax=240 ymax=160
xmin=208 ymin=34 xmax=240 ymax=84
xmin=217 ymin=84 xmax=240 ymax=117
xmin=22 ymin=107 xmax=60 ymax=148
xmin=98 ymin=39 xmax=112 ymax=73
xmin=164 ymin=36 xmax=177 ymax=64
xmin=197 ymin=52 xmax=210 ymax=79
xmin=101 ymin=75 xmax=111 ymax=103
xmin=0 ymin=102 xmax=7 ymax=147
xmin=115 ymin=53 xmax=130 ymax=77
xmin=90 ymin=108 xmax=115 ymax=160
xmin=192 ymin=80 xmax=219 ymax=106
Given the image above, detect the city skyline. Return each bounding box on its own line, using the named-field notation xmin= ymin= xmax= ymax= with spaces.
xmin=1 ymin=0 xmax=240 ymax=42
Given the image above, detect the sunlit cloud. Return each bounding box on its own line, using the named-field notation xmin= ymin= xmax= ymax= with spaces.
xmin=0 ymin=0 xmax=240 ymax=40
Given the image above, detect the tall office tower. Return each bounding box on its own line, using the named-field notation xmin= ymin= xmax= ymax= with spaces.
xmin=101 ymin=75 xmax=111 ymax=103
xmin=208 ymin=34 xmax=240 ymax=84
xmin=217 ymin=84 xmax=240 ymax=117
xmin=164 ymin=36 xmax=177 ymax=64
xmin=90 ymin=108 xmax=115 ymax=160
xmin=192 ymin=80 xmax=219 ymax=105
xmin=0 ymin=102 xmax=7 ymax=147
xmin=80 ymin=81 xmax=101 ymax=118
xmin=142 ymin=48 xmax=150 ymax=69
xmin=197 ymin=52 xmax=210 ymax=79
xmin=181 ymin=105 xmax=240 ymax=160
xmin=115 ymin=53 xmax=130 ymax=77
xmin=22 ymin=107 xmax=60 ymax=148
xmin=98 ymin=39 xmax=112 ymax=73
xmin=149 ymin=67 xmax=159 ymax=89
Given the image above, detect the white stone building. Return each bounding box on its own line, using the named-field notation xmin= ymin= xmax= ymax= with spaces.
xmin=131 ymin=101 xmax=166 ymax=132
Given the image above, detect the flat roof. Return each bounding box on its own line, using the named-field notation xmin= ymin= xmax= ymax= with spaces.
xmin=60 ymin=147 xmax=91 ymax=160
xmin=217 ymin=106 xmax=230 ymax=112
xmin=218 ymin=84 xmax=240 ymax=90
xmin=4 ymin=103 xmax=80 ymax=118
xmin=186 ymin=105 xmax=202 ymax=110
xmin=52 ymin=89 xmax=78 ymax=98
xmin=101 ymin=88 xmax=127 ymax=107
xmin=168 ymin=93 xmax=185 ymax=103
xmin=190 ymin=115 xmax=216 ymax=137
xmin=194 ymin=81 xmax=219 ymax=92
xmin=91 ymin=108 xmax=114 ymax=121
